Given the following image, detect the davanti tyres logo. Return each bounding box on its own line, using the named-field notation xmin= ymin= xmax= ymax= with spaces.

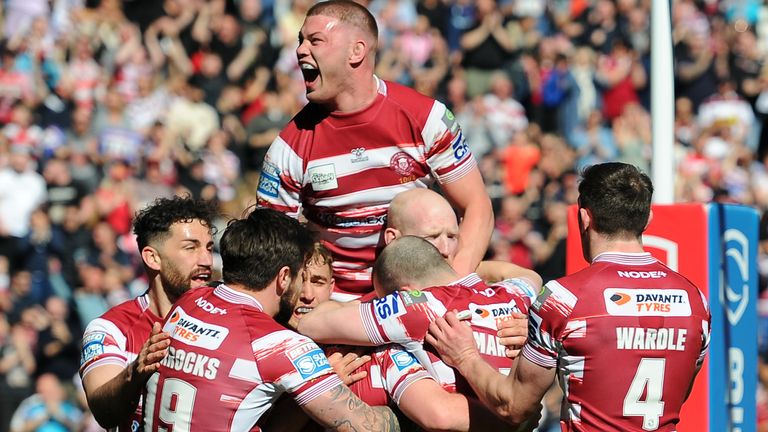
xmin=610 ymin=292 xmax=631 ymax=305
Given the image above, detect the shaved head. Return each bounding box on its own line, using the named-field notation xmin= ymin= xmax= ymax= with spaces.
xmin=372 ymin=236 xmax=457 ymax=295
xmin=306 ymin=0 xmax=378 ymax=49
xmin=386 ymin=189 xmax=460 ymax=261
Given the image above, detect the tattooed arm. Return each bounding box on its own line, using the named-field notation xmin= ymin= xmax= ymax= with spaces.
xmin=301 ymin=383 xmax=400 ymax=432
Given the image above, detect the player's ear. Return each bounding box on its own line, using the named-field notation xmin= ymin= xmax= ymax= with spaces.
xmin=275 ymin=266 xmax=291 ymax=295
xmin=383 ymin=227 xmax=400 ymax=245
xmin=142 ymin=246 xmax=161 ymax=271
xmin=578 ymin=207 xmax=591 ymax=233
xmin=644 ymin=209 xmax=653 ymax=230
xmin=349 ymin=39 xmax=367 ymax=65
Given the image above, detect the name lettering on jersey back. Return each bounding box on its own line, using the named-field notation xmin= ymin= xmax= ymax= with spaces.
xmin=165 ymin=307 xmax=229 ymax=350
xmin=616 ymin=327 xmax=687 ymax=351
xmin=472 ymin=330 xmax=509 ymax=361
xmin=195 ymin=297 xmax=227 ymax=315
xmin=308 ymin=163 xmax=338 ymax=191
xmin=604 ymin=288 xmax=692 ymax=317
xmin=617 ymin=270 xmax=668 ymax=279
xmin=160 ymin=346 xmax=220 ymax=379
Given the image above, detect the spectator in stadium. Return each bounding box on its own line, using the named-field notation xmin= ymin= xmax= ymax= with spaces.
xmin=257 ymin=0 xmax=493 ymax=301
xmin=79 ymin=196 xmax=218 ymax=431
xmin=9 ymin=373 xmax=83 ymax=432
xmin=426 ymin=162 xmax=711 ymax=430
xmin=144 ymin=207 xmax=399 ymax=431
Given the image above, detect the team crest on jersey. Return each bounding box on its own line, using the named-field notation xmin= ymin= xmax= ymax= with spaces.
xmin=257 ymin=161 xmax=281 ymax=198
xmin=390 ymin=152 xmax=415 ymax=176
xmin=350 ymin=147 xmax=368 ymax=163
xmin=165 ymin=307 xmax=229 ymax=350
xmin=390 ymin=350 xmax=418 ymax=371
xmin=286 ymin=342 xmax=331 ymax=379
xmin=308 ymin=163 xmax=338 ymax=191
xmin=604 ymin=288 xmax=692 ymax=317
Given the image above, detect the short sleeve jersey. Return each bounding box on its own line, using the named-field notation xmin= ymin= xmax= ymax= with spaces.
xmin=80 ymin=292 xmax=161 ymax=432
xmin=359 ymin=274 xmax=535 ymax=393
xmin=143 ymin=285 xmax=341 ymax=432
xmin=256 ymin=78 xmax=476 ymax=298
xmin=325 ymin=345 xmax=435 ymax=407
xmin=522 ymin=252 xmax=711 ymax=432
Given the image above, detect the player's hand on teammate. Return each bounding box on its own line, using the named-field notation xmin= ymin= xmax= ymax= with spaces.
xmin=327 ymin=347 xmax=372 ymax=386
xmin=425 ymin=310 xmax=479 ymax=369
xmin=497 ymin=312 xmax=528 ymax=359
xmin=135 ymin=322 xmax=170 ymax=378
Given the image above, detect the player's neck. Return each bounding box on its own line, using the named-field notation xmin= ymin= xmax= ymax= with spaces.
xmin=148 ymin=284 xmax=174 ymax=318
xmin=329 ymin=74 xmax=378 ymax=113
xmin=227 ymin=282 xmax=276 ymax=315
xmin=588 ymin=236 xmax=646 ymax=261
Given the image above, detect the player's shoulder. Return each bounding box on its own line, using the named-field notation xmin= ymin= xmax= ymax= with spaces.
xmin=381 ymin=79 xmax=440 ymax=118
xmin=89 ymin=293 xmax=155 ymax=332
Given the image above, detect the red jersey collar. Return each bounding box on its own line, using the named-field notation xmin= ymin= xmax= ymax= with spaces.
xmin=213 ymin=284 xmax=264 ymax=311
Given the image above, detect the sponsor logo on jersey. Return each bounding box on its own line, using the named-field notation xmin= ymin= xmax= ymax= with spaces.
xmin=308 ymin=163 xmax=338 ymax=191
xmin=315 ymin=212 xmax=386 ymax=228
xmin=374 ymin=293 xmax=406 ymax=320
xmin=469 ymin=302 xmax=519 ymax=331
xmin=350 ymin=147 xmax=369 ymax=163
xmin=80 ymin=332 xmax=118 ymax=365
xmin=532 ymin=286 xmax=552 ymax=311
xmin=604 ymin=288 xmax=692 ymax=316
xmin=400 ymin=290 xmax=427 ymax=307
xmin=390 ymin=152 xmax=415 ymax=176
xmin=287 ymin=344 xmax=331 ymax=379
xmin=450 ymin=131 xmax=469 ymax=160
xmin=160 ymin=346 xmax=220 ymax=379
xmin=257 ymin=161 xmax=281 ymax=198
xmin=195 ymin=297 xmax=227 ymax=315
xmin=80 ymin=342 xmax=104 ymax=365
xmin=166 ymin=307 xmax=229 ymax=349
xmin=617 ymin=270 xmax=668 ymax=279
xmin=390 ymin=350 xmax=418 ymax=371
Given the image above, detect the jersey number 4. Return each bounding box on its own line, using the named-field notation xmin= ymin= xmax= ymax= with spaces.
xmin=623 ymin=358 xmax=666 ymax=431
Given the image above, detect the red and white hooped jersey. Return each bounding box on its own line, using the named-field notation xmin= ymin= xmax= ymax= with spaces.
xmin=358 ymin=273 xmax=535 ymax=394
xmin=522 ymin=252 xmax=711 ymax=432
xmin=256 ymin=77 xmax=476 ymax=299
xmin=143 ymin=285 xmax=341 ymax=432
xmin=80 ymin=292 xmax=162 ymax=432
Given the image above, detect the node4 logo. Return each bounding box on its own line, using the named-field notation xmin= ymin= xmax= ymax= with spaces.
xmin=604 ymin=288 xmax=692 ymax=316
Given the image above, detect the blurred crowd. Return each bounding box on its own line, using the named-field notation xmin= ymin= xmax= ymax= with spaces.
xmin=0 ymin=0 xmax=768 ymax=430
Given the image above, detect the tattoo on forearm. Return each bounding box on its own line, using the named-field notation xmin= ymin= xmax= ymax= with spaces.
xmin=322 ymin=385 xmax=399 ymax=432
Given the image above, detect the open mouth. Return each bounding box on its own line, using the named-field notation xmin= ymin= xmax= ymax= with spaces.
xmin=191 ymin=272 xmax=212 ymax=285
xmin=293 ymin=306 xmax=314 ymax=317
xmin=300 ymin=63 xmax=320 ymax=86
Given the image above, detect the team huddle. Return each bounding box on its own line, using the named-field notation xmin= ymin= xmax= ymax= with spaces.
xmin=77 ymin=1 xmax=711 ymax=431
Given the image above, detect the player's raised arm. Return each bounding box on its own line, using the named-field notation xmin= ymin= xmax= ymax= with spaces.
xmin=440 ymin=167 xmax=494 ymax=277
xmin=296 ymin=299 xmax=375 ymax=345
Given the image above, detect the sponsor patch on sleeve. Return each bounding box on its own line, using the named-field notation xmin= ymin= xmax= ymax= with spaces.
xmin=80 ymin=333 xmax=107 ymax=365
xmin=257 ymin=162 xmax=281 ymax=198
xmin=287 ymin=343 xmax=331 ymax=379
xmin=373 ymin=293 xmax=407 ymax=320
xmin=389 ymin=350 xmax=418 ymax=371
xmin=400 ymin=290 xmax=427 ymax=307
xmin=532 ymin=286 xmax=552 ymax=312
